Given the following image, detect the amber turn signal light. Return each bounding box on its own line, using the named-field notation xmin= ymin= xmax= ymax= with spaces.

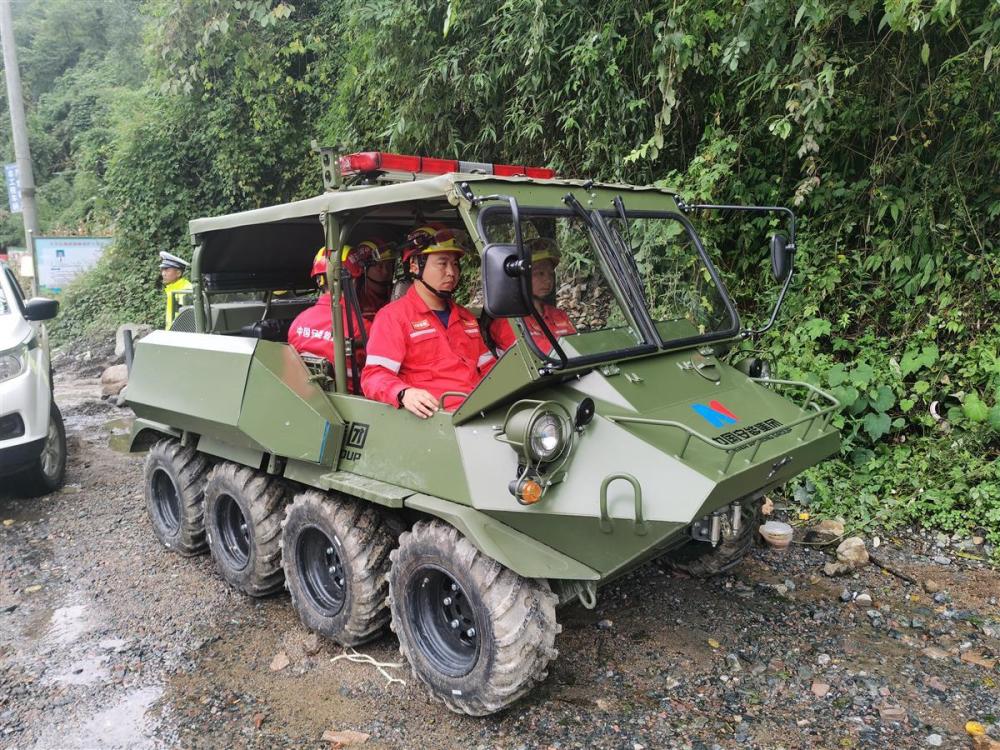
xmin=509 ymin=478 xmax=544 ymax=505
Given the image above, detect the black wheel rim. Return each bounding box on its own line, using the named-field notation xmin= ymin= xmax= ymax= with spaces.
xmin=408 ymin=566 xmax=479 ymax=677
xmin=150 ymin=468 xmax=180 ymax=533
xmin=215 ymin=493 xmax=250 ymax=570
xmin=296 ymin=526 xmax=346 ymax=616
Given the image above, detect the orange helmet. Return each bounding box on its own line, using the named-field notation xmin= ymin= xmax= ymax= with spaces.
xmin=401 ymin=225 xmax=465 ymax=264
xmin=311 ymin=246 xmax=332 ymax=285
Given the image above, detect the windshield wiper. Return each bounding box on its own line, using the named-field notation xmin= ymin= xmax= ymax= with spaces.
xmin=563 ymin=193 xmax=659 ymax=346
xmin=610 ymin=195 xmax=646 ymax=309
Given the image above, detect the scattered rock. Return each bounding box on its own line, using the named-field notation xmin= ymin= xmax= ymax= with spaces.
xmin=923 ymin=579 xmax=941 ymax=594
xmin=253 ymin=713 xmax=265 ymax=730
xmin=100 ymin=364 xmax=129 ymax=397
xmin=836 ymin=537 xmax=869 ymax=569
xmin=960 ymin=651 xmax=997 ymax=669
xmin=972 ymin=737 xmax=1000 ymax=750
xmin=725 ymin=653 xmax=742 ymax=673
xmin=816 ymin=653 xmax=831 ymax=666
xmin=878 ymin=704 xmax=907 ymax=723
xmin=931 ymin=555 xmax=952 ymax=565
xmin=322 ymin=729 xmax=370 ymax=746
xmin=303 ymin=633 xmax=322 ymax=656
xmin=840 ymin=588 xmax=853 ymax=602
xmin=270 ymin=651 xmax=290 ymax=671
xmin=824 ymin=561 xmax=852 ymax=577
xmin=855 ymin=593 xmax=873 ymax=607
xmin=921 ymin=646 xmax=949 ymax=660
xmin=597 ymin=619 xmax=613 ymax=630
xmin=925 ymin=733 xmax=943 ymax=747
xmin=811 ymin=681 xmax=830 ymax=698
xmin=924 ymin=675 xmax=947 ymax=694
xmin=806 ymin=518 xmax=845 ymax=544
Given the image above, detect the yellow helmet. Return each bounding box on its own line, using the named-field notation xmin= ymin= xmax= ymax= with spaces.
xmin=402 ymin=225 xmax=465 ymax=263
xmin=528 ymin=237 xmax=560 ymax=266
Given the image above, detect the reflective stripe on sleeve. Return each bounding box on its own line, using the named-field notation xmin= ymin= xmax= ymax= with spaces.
xmin=366 ymin=355 xmax=402 ymax=373
xmin=477 ymin=352 xmax=494 ymax=368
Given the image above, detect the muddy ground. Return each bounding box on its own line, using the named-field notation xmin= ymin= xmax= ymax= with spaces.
xmin=1 ymin=358 xmax=998 ymax=749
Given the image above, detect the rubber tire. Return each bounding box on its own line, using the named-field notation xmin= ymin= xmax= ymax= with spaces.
xmin=143 ymin=438 xmax=209 ymax=555
xmin=281 ymin=490 xmax=394 ymax=645
xmin=663 ymin=503 xmax=761 ymax=577
xmin=388 ymin=520 xmax=560 ymax=716
xmin=204 ymin=462 xmax=287 ymax=596
xmin=14 ymin=403 xmax=67 ymax=497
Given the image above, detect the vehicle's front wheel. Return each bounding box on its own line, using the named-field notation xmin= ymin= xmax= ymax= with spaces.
xmin=14 ymin=403 xmax=67 ymax=497
xmin=663 ymin=501 xmax=761 ymax=577
xmin=204 ymin=463 xmax=287 ymax=596
xmin=388 ymin=520 xmax=559 ymax=716
xmin=281 ymin=490 xmax=394 ymax=645
xmin=143 ymin=438 xmax=209 ymax=554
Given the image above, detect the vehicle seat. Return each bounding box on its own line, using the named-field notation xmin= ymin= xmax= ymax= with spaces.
xmin=391 ymin=278 xmax=411 ymax=301
xmin=240 ymin=318 xmax=291 ymax=341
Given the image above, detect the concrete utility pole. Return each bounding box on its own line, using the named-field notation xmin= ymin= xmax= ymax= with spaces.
xmin=0 ymin=0 xmax=40 ymax=294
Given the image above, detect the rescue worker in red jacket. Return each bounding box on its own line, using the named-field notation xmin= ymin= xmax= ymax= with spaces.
xmin=489 ymin=238 xmax=577 ymax=354
xmin=288 ymin=239 xmax=397 ymax=391
xmin=361 ymin=226 xmax=495 ymax=417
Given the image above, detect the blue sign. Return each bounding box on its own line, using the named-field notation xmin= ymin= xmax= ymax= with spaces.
xmin=4 ymin=163 xmax=21 ymax=213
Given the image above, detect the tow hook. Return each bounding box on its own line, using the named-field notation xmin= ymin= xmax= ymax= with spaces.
xmin=690 ymin=502 xmax=743 ymax=546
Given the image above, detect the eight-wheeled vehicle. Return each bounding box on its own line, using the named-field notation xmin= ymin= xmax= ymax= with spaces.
xmin=123 ymin=149 xmax=840 ymax=715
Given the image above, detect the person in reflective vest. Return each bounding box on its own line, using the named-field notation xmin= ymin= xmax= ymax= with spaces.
xmin=159 ymin=251 xmax=193 ymax=328
xmin=287 ymin=240 xmax=398 ymax=392
xmin=488 ymin=238 xmax=577 ymax=354
xmin=362 ymin=226 xmax=495 ymax=417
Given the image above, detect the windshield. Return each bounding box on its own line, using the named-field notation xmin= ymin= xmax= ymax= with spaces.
xmin=478 ymin=207 xmax=737 ymax=365
xmin=604 ymin=212 xmax=736 ymax=342
xmin=479 ymin=209 xmax=649 ymax=362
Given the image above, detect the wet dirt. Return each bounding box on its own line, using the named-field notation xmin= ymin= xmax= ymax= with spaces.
xmin=1 ymin=364 xmax=998 ymax=749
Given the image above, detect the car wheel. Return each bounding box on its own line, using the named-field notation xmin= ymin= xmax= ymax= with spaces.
xmin=204 ymin=462 xmax=287 ymax=596
xmin=14 ymin=403 xmax=67 ymax=497
xmin=281 ymin=490 xmax=394 ymax=645
xmin=143 ymin=439 xmax=210 ymax=555
xmin=388 ymin=520 xmax=560 ymax=716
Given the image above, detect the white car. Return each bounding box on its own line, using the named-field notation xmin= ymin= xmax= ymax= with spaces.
xmin=0 ymin=262 xmax=66 ymax=495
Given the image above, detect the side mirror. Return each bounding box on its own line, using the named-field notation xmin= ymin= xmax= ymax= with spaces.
xmin=482 ymin=244 xmax=532 ymax=317
xmin=770 ymin=234 xmax=792 ymax=282
xmin=24 ymin=297 xmax=59 ymax=321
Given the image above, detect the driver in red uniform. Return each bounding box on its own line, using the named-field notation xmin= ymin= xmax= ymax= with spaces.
xmin=489 ymin=238 xmax=577 ymax=354
xmin=361 ymin=226 xmax=495 ymax=417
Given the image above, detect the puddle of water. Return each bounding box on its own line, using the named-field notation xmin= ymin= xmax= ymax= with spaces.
xmin=47 ymin=604 xmax=96 ymax=645
xmin=104 ymin=416 xmax=135 ymax=453
xmin=48 ymin=652 xmax=109 ymax=685
xmin=32 ymin=686 xmax=165 ymax=750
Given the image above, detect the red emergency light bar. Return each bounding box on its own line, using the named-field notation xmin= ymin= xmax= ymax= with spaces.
xmin=339 ymin=151 xmax=556 ymax=179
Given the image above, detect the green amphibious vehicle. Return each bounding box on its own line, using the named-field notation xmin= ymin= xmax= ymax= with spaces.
xmin=125 ymin=148 xmax=841 ymax=715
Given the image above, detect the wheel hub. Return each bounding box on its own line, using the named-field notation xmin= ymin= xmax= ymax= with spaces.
xmin=296 ymin=526 xmax=346 ymax=616
xmin=215 ymin=494 xmax=250 ymax=570
xmin=150 ymin=468 xmax=181 ymax=533
xmin=409 ymin=567 xmax=479 ymax=677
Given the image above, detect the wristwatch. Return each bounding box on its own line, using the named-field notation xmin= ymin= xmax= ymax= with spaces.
xmin=397 ymin=388 xmax=408 ymax=408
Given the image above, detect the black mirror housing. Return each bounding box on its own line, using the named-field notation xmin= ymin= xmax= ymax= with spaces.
xmin=482 ymin=243 xmax=532 ymax=318
xmin=24 ymin=297 xmax=59 ymax=321
xmin=770 ymin=234 xmax=792 ymax=282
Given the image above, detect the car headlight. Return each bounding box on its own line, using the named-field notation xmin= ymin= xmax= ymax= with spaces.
xmin=529 ymin=413 xmax=564 ymax=462
xmin=500 ymin=400 xmax=572 ymax=465
xmin=0 ymin=344 xmax=26 ymax=383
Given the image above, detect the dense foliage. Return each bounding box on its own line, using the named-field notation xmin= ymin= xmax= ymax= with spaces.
xmin=2 ymin=0 xmax=997 ymax=544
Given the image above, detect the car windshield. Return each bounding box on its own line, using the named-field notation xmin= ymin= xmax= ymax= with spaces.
xmin=478 ymin=209 xmax=648 ymax=361
xmin=478 ymin=207 xmax=736 ymax=364
xmin=604 ymin=212 xmax=736 ymax=342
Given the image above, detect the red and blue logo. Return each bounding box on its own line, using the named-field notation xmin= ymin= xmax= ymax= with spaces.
xmin=691 ymin=401 xmax=739 ymax=428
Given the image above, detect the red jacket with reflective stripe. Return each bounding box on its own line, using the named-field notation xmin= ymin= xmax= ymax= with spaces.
xmin=287 ymin=293 xmax=369 ymax=391
xmin=361 ymin=286 xmax=495 ymax=410
xmin=489 ymin=303 xmax=577 ymax=354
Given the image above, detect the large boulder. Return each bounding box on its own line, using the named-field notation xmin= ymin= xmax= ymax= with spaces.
xmin=100 ymin=364 xmax=129 ymax=397
xmin=836 ymin=536 xmax=869 ymax=569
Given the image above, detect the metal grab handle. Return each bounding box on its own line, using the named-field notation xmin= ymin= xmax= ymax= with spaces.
xmin=599 ymin=473 xmax=647 ymax=536
xmin=439 ymin=390 xmax=470 ymax=409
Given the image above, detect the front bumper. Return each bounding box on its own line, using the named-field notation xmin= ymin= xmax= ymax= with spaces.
xmin=0 ymin=360 xmax=50 ymax=477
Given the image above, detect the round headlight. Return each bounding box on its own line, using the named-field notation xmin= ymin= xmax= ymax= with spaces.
xmin=0 ymin=347 xmax=25 ymax=383
xmin=529 ymin=413 xmax=564 ymax=462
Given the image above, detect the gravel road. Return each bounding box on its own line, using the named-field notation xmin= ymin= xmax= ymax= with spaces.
xmin=1 ymin=362 xmax=998 ymax=750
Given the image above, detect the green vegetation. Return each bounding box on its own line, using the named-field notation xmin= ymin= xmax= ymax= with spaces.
xmin=2 ymin=0 xmax=997 ymax=545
